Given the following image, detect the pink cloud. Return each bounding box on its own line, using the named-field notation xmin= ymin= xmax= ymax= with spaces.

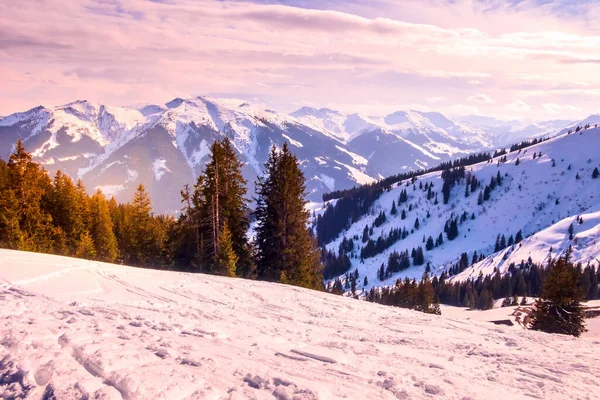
xmin=0 ymin=0 xmax=598 ymax=121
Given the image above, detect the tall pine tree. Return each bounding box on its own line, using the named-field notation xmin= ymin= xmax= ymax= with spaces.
xmin=198 ymin=138 xmax=253 ymax=276
xmin=255 ymin=144 xmax=323 ymax=290
xmin=89 ymin=190 xmax=119 ymax=262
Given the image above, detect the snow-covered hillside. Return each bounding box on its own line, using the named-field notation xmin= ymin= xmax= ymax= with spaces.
xmin=320 ymin=127 xmax=600 ymax=289
xmin=1 ymin=249 xmax=599 ymax=399
xmin=455 ymin=208 xmax=600 ymax=282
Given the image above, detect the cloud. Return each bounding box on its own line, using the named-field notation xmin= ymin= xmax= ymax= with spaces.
xmin=468 ymin=94 xmax=496 ymax=104
xmin=0 ymin=0 xmax=599 ymax=121
xmin=542 ymin=103 xmax=581 ymax=113
xmin=506 ymin=100 xmax=531 ymax=112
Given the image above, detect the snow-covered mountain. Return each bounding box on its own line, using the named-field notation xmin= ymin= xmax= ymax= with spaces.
xmin=1 ymin=249 xmax=598 ymax=399
xmin=0 ymin=98 xmax=592 ymax=213
xmin=0 ymin=98 xmax=384 ymax=212
xmin=317 ymin=126 xmax=600 ymax=289
xmin=291 ymin=107 xmax=495 ymax=177
xmin=456 ymin=115 xmax=576 ymax=146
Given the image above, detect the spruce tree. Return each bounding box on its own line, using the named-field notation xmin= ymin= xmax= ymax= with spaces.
xmin=214 ymin=223 xmax=238 ymax=277
xmin=75 ymin=231 xmax=97 ymax=260
xmin=593 ymin=167 xmax=599 ymax=179
xmin=6 ymin=141 xmax=54 ymax=252
xmin=89 ymin=190 xmax=118 ymax=262
xmin=199 ymin=139 xmax=252 ymax=277
xmin=121 ymin=184 xmax=163 ymax=267
xmin=530 ymin=256 xmax=586 ymax=337
xmin=0 ymin=159 xmax=22 ymax=249
xmin=255 ymin=144 xmax=323 ymax=290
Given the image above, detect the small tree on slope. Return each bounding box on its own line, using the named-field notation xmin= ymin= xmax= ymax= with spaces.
xmin=529 ymin=255 xmax=586 ymax=337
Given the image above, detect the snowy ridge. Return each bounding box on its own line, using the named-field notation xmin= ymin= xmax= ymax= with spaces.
xmin=455 ymin=206 xmax=600 ymax=282
xmin=1 ymin=249 xmax=599 ymax=399
xmin=319 ymin=127 xmax=600 ymax=290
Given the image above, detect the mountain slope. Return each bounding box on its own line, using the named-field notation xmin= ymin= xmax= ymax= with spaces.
xmin=1 ymin=249 xmax=599 ymax=399
xmin=318 ymin=127 xmax=600 ymax=289
xmin=454 ymin=206 xmax=600 ymax=282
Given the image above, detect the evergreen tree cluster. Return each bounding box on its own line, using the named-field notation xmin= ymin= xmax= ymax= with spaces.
xmin=321 ymin=248 xmax=351 ymax=280
xmin=493 ymin=230 xmax=522 ymax=252
xmin=464 ymin=174 xmax=481 ymax=197
xmin=169 ymin=138 xmax=252 ymax=276
xmin=0 ymin=141 xmax=170 ymax=266
xmin=436 ymin=256 xmax=599 ymax=312
xmin=477 ymin=172 xmax=504 ymax=205
xmin=385 ymin=250 xmax=411 ymax=277
xmin=360 ymin=226 xmax=409 ymax=259
xmin=444 ymin=217 xmax=459 ymax=241
xmin=366 ymin=273 xmax=441 ymax=315
xmin=1 ymin=140 xmax=324 ymax=291
xmin=373 ymin=211 xmax=387 ymax=227
xmin=441 ymin=166 xmax=466 ymax=204
xmin=508 ymin=137 xmax=548 ymax=153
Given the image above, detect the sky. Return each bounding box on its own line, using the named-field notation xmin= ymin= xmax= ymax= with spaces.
xmin=1 ymin=0 xmax=600 ymax=121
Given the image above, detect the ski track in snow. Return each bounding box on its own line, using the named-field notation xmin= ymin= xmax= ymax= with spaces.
xmin=1 ymin=249 xmax=599 ymax=399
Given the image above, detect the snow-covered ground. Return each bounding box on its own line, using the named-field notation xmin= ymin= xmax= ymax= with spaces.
xmin=1 ymin=250 xmax=599 ymax=399
xmin=442 ymin=300 xmax=600 ymax=338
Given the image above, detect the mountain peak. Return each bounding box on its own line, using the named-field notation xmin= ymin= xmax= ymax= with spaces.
xmin=290 ymin=106 xmax=343 ymax=119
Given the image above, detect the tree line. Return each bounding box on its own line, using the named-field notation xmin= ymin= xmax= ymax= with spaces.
xmin=0 ymin=140 xmax=323 ymax=290
xmin=363 ymin=253 xmax=594 ymax=336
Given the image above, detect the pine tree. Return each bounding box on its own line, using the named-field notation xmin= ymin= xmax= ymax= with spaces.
xmin=89 ymin=190 xmax=118 ymax=262
xmin=593 ymin=167 xmax=599 ymax=179
xmin=0 ymin=159 xmax=22 ymax=249
xmin=530 ymin=256 xmax=586 ymax=337
xmin=362 ymin=224 xmax=369 ymax=243
xmin=198 ymin=139 xmax=252 ymax=276
xmin=255 ymin=144 xmax=323 ymax=290
xmin=75 ymin=231 xmax=96 ymax=260
xmin=418 ymin=272 xmax=436 ymax=313
xmin=214 ymin=223 xmax=238 ymax=277
xmin=426 ymin=236 xmax=434 ymax=251
xmin=6 ymin=141 xmax=54 ymax=252
xmin=390 ymin=200 xmax=397 ymax=215
xmin=568 ymin=223 xmax=574 ymax=240
xmin=121 ymin=184 xmax=164 ymax=267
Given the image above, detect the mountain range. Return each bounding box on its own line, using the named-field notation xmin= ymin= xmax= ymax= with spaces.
xmin=0 ymin=96 xmax=589 ymax=212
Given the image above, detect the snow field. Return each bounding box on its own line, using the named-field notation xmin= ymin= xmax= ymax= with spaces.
xmin=1 ymin=249 xmax=599 ymax=399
